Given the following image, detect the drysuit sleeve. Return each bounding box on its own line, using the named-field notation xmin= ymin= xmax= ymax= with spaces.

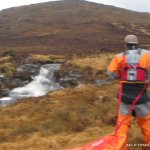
xmin=139 ymin=52 xmax=150 ymax=78
xmin=148 ymin=54 xmax=150 ymax=69
xmin=107 ymin=56 xmax=121 ymax=79
xmin=146 ymin=54 xmax=150 ymax=79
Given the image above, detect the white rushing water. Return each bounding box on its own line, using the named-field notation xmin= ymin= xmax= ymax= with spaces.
xmin=0 ymin=64 xmax=62 ymax=105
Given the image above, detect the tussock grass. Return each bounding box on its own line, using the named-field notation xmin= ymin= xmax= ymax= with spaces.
xmin=0 ymin=84 xmax=119 ymax=149
xmin=0 ymin=54 xmax=148 ymax=149
xmin=31 ymin=54 xmax=66 ymax=63
xmin=67 ymin=54 xmax=114 ymax=71
xmin=0 ymin=83 xmax=147 ymax=150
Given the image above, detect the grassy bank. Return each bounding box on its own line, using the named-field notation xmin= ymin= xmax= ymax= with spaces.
xmin=0 ymin=53 xmax=146 ymax=150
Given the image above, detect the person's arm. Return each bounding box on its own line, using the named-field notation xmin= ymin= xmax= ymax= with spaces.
xmin=146 ymin=53 xmax=150 ymax=80
xmin=107 ymin=55 xmax=121 ymax=79
xmin=140 ymin=52 xmax=150 ymax=79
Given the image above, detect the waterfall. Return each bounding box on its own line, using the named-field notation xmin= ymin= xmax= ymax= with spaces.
xmin=0 ymin=64 xmax=62 ymax=105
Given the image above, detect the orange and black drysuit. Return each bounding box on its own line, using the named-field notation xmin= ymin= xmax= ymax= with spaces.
xmin=107 ymin=48 xmax=150 ymax=149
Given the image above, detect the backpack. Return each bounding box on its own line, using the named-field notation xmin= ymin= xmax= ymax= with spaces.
xmin=121 ymin=50 xmax=148 ymax=82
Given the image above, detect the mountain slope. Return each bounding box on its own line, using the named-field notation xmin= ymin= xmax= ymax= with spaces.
xmin=0 ymin=0 xmax=150 ymax=55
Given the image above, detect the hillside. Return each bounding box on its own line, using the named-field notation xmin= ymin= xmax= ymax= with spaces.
xmin=0 ymin=1 xmax=150 ymax=149
xmin=0 ymin=0 xmax=150 ymax=55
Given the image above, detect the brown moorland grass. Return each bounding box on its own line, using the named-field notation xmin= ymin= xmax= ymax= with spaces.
xmin=0 ymin=53 xmax=149 ymax=150
xmin=0 ymin=83 xmax=147 ymax=150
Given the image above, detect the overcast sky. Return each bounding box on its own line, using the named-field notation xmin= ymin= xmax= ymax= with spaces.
xmin=0 ymin=0 xmax=150 ymax=13
xmin=88 ymin=0 xmax=150 ymax=13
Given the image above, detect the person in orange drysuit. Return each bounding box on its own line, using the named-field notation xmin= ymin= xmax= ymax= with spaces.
xmin=107 ymin=35 xmax=150 ymax=150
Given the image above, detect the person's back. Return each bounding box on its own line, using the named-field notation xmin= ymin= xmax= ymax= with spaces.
xmin=107 ymin=49 xmax=150 ymax=81
xmin=107 ymin=35 xmax=150 ymax=150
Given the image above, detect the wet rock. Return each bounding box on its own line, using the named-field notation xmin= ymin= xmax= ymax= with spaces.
xmin=55 ymin=70 xmax=83 ymax=87
xmin=0 ymin=88 xmax=10 ymax=97
xmin=10 ymin=64 xmax=40 ymax=88
xmin=13 ymin=73 xmax=32 ymax=82
xmin=13 ymin=64 xmax=40 ymax=83
xmin=0 ymin=74 xmax=5 ymax=83
xmin=69 ymin=71 xmax=82 ymax=78
xmin=59 ymin=76 xmax=79 ymax=87
xmin=16 ymin=64 xmax=40 ymax=75
xmin=95 ymin=79 xmax=110 ymax=86
xmin=11 ymin=78 xmax=30 ymax=87
xmin=1 ymin=64 xmax=40 ymax=92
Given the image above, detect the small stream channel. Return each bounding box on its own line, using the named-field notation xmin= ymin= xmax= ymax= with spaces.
xmin=0 ymin=64 xmax=62 ymax=105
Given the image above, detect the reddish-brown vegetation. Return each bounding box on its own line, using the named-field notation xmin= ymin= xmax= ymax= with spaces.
xmin=0 ymin=0 xmax=150 ymax=56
